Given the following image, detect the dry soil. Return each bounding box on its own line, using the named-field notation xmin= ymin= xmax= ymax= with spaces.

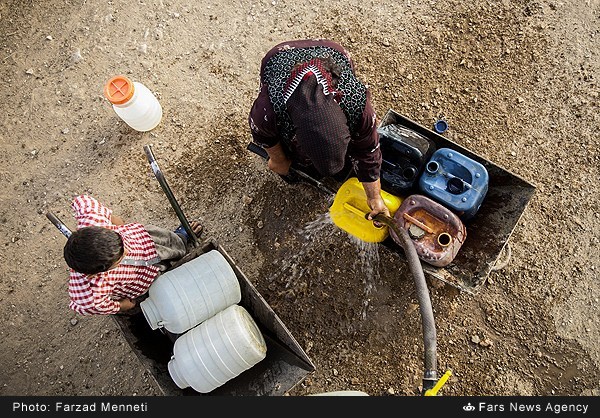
xmin=0 ymin=0 xmax=598 ymax=397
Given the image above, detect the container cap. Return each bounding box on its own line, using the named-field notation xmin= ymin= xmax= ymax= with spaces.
xmin=434 ymin=119 xmax=448 ymax=134
xmin=104 ymin=75 xmax=135 ymax=105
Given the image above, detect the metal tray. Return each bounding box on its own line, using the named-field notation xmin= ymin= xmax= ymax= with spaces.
xmin=112 ymin=239 xmax=316 ymax=396
xmin=378 ymin=109 xmax=536 ymax=293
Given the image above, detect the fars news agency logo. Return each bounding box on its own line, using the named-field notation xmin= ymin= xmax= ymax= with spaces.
xmin=463 ymin=403 xmax=476 ymax=412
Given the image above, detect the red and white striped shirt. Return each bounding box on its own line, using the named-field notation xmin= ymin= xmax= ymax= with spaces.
xmin=68 ymin=195 xmax=160 ymax=316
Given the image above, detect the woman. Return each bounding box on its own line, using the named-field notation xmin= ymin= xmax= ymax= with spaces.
xmin=248 ymin=39 xmax=389 ymax=220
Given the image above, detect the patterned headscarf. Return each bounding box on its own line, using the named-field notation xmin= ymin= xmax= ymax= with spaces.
xmin=284 ymin=64 xmax=350 ymax=177
xmin=262 ymin=45 xmax=367 ymax=146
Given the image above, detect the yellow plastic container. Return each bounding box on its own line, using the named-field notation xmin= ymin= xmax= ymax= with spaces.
xmin=329 ymin=177 xmax=403 ymax=243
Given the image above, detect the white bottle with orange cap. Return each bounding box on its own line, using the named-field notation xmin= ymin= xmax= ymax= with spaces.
xmin=103 ymin=75 xmax=163 ymax=132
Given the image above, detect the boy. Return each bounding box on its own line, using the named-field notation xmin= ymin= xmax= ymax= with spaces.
xmin=63 ymin=194 xmax=202 ymax=316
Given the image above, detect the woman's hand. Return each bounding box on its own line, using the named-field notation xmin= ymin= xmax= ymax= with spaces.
xmin=265 ymin=143 xmax=292 ymax=175
xmin=367 ymin=195 xmax=390 ymax=219
xmin=362 ymin=179 xmax=390 ymax=223
xmin=268 ymin=156 xmax=292 ymax=175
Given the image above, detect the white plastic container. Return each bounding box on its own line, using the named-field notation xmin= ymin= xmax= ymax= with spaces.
xmin=140 ymin=250 xmax=241 ymax=334
xmin=103 ymin=75 xmax=163 ymax=132
xmin=168 ymin=304 xmax=267 ymax=393
xmin=309 ymin=391 xmax=369 ymax=396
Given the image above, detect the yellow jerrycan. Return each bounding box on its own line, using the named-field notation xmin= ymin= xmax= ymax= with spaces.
xmin=329 ymin=177 xmax=403 ymax=243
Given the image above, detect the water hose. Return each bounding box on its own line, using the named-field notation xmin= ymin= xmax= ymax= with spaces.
xmin=373 ymin=213 xmax=438 ymax=393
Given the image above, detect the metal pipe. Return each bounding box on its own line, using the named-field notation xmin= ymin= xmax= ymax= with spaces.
xmin=143 ymin=144 xmax=199 ymax=248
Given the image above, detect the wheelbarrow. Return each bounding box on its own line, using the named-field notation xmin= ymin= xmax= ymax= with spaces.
xmin=377 ymin=110 xmax=536 ymax=292
xmin=46 ymin=145 xmax=316 ymax=396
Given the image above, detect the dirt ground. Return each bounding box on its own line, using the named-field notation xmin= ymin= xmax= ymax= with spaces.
xmin=0 ymin=0 xmax=598 ymax=398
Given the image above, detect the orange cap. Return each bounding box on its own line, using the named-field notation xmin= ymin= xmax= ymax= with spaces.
xmin=104 ymin=75 xmax=135 ymax=105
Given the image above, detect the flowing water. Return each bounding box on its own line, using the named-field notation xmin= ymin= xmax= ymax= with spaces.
xmin=267 ymin=211 xmax=382 ymax=320
xmin=348 ymin=235 xmax=381 ymax=320
xmin=264 ymin=212 xmax=335 ymax=290
xmin=298 ymin=212 xmax=337 ymax=242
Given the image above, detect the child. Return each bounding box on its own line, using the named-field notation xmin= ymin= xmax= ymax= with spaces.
xmin=63 ymin=195 xmax=203 ymax=316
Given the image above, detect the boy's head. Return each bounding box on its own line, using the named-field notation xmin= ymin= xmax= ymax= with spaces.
xmin=64 ymin=226 xmax=124 ymax=275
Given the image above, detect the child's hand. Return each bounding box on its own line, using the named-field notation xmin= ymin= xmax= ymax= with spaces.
xmin=119 ymin=298 xmax=136 ymax=312
xmin=110 ymin=214 xmax=126 ymax=225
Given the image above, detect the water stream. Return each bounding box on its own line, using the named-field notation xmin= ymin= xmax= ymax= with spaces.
xmin=347 ymin=235 xmax=380 ymax=320
xmin=268 ymin=211 xmax=382 ymax=320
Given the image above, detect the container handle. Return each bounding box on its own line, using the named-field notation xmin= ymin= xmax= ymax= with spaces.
xmin=342 ymin=202 xmax=368 ymax=218
xmin=403 ymin=213 xmax=434 ymax=234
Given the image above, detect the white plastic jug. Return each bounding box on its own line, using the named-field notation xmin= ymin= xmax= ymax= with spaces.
xmin=103 ymin=75 xmax=163 ymax=132
xmin=168 ymin=304 xmax=267 ymax=394
xmin=140 ymin=250 xmax=241 ymax=334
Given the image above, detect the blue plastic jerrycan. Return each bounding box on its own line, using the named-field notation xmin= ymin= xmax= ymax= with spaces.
xmin=418 ymin=148 xmax=489 ymax=220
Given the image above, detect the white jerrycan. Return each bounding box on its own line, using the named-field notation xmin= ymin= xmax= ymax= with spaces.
xmin=167 ymin=304 xmax=267 ymax=393
xmin=140 ymin=250 xmax=241 ymax=334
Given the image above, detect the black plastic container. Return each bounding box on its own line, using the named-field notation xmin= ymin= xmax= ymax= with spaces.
xmin=377 ymin=123 xmax=436 ymax=196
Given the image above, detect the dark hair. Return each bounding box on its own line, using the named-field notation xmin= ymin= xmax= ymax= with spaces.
xmin=318 ymin=56 xmax=342 ymax=84
xmin=63 ymin=226 xmax=124 ymax=275
xmin=292 ymin=56 xmax=342 ymax=88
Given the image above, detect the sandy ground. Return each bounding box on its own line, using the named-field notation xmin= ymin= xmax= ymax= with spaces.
xmin=0 ymin=0 xmax=598 ymax=397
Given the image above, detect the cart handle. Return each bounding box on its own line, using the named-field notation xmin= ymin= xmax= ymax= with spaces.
xmin=46 ymin=211 xmax=72 ymax=238
xmin=143 ymin=144 xmax=199 ymax=248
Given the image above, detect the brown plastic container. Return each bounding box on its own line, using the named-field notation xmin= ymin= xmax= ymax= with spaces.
xmin=390 ymin=194 xmax=466 ymax=267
